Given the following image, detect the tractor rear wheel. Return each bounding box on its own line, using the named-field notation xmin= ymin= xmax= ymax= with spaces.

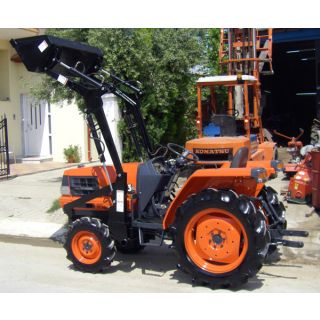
xmin=64 ymin=217 xmax=116 ymax=273
xmin=174 ymin=189 xmax=270 ymax=288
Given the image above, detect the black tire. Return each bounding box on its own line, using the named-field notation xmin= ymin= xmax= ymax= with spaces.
xmin=116 ymin=238 xmax=145 ymax=254
xmin=260 ymin=186 xmax=287 ymax=230
xmin=64 ymin=217 xmax=116 ymax=273
xmin=174 ymin=189 xmax=270 ymax=289
xmin=259 ymin=186 xmax=287 ymax=256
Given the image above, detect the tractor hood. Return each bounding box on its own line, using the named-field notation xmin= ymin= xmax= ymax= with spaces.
xmin=186 ymin=136 xmax=250 ymax=161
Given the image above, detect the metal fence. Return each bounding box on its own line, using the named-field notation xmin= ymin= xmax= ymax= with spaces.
xmin=0 ymin=115 xmax=10 ymax=177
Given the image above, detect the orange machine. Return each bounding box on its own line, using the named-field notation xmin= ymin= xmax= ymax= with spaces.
xmin=286 ymin=149 xmax=320 ymax=208
xmin=273 ymin=128 xmax=304 ymax=176
xmin=11 ymin=34 xmax=308 ymax=290
xmin=186 ymin=29 xmax=277 ymax=165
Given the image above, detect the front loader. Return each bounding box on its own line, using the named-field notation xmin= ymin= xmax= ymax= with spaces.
xmin=11 ymin=35 xmax=308 ymax=289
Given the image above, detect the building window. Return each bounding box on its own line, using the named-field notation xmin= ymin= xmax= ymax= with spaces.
xmin=0 ymin=50 xmax=10 ymax=101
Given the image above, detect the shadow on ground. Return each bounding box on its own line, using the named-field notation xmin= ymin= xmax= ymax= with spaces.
xmin=22 ymin=223 xmax=314 ymax=292
xmin=66 ymin=244 xmax=268 ymax=291
xmin=39 ymin=177 xmax=63 ymax=183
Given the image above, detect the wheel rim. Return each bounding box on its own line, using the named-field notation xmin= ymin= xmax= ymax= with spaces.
xmin=71 ymin=231 xmax=102 ymax=265
xmin=184 ymin=208 xmax=248 ymax=274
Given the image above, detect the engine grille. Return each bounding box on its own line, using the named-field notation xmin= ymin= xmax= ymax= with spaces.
xmin=70 ymin=176 xmax=99 ymax=196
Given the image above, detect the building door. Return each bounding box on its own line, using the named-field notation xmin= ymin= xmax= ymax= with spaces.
xmin=21 ymin=95 xmax=50 ymax=157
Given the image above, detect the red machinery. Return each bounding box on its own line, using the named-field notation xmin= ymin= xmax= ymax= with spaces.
xmin=311 ymin=150 xmax=320 ymax=210
xmin=286 ymin=149 xmax=320 ymax=208
xmin=273 ymin=128 xmax=304 ymax=176
xmin=287 ymin=153 xmax=312 ymax=204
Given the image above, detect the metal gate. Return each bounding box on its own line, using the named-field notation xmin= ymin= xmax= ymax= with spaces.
xmin=0 ymin=115 xmax=10 ymax=177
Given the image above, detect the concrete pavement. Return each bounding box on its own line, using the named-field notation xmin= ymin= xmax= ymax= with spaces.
xmin=0 ymin=166 xmax=69 ymax=243
xmin=1 ymin=240 xmax=319 ymax=292
xmin=0 ymin=161 xmax=100 ymax=242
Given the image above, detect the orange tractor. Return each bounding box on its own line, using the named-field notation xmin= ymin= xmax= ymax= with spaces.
xmin=11 ymin=34 xmax=307 ymax=289
xmin=186 ymin=29 xmax=277 ymax=165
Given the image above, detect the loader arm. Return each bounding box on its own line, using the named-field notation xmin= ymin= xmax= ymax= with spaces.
xmin=9 ymin=35 xmax=156 ymax=241
xmin=10 ymin=35 xmax=155 ymax=163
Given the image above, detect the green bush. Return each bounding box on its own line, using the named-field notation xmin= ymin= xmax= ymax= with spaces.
xmin=63 ymin=145 xmax=81 ymax=163
xmin=46 ymin=199 xmax=61 ymax=214
xmin=31 ymin=29 xmax=221 ymax=162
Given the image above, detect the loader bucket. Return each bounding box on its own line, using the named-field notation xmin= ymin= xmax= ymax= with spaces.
xmin=10 ymin=35 xmax=103 ymax=76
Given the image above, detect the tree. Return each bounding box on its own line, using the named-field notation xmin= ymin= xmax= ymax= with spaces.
xmin=31 ymin=28 xmax=219 ymax=161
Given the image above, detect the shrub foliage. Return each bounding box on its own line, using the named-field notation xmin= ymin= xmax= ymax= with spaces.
xmin=32 ymin=28 xmax=220 ymax=161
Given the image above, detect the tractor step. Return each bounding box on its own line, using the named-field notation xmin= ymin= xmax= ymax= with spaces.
xmin=138 ymin=228 xmax=165 ymax=247
xmin=132 ymin=220 xmax=163 ymax=230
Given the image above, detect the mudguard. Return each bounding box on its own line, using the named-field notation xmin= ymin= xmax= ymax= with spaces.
xmin=162 ymin=167 xmax=265 ymax=229
xmin=220 ymin=159 xmax=283 ymax=177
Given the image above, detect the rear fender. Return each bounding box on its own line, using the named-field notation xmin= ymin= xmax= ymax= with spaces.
xmin=245 ymin=160 xmax=275 ymax=177
xmin=162 ymin=167 xmax=265 ymax=229
xmin=221 ymin=160 xmax=283 ymax=177
xmin=246 ymin=159 xmax=284 ymax=177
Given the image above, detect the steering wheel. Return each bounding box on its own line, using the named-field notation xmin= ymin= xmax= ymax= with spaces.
xmin=167 ymin=143 xmax=199 ymax=162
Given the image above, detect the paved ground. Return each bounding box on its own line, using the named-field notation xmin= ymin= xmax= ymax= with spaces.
xmin=0 ymin=152 xmax=319 ymax=292
xmin=7 ymin=161 xmax=83 ymax=177
xmin=0 ymin=160 xmax=76 ymax=235
xmin=0 ymin=165 xmax=74 ymax=242
xmin=0 ymin=167 xmax=69 ymax=225
xmin=0 ymin=240 xmax=319 ymax=292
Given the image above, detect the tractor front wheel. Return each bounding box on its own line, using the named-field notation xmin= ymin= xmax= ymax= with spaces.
xmin=64 ymin=217 xmax=116 ymax=273
xmin=175 ymin=189 xmax=270 ymax=288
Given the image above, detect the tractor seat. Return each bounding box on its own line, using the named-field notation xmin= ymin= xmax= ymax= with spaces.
xmin=230 ymin=147 xmax=249 ymax=168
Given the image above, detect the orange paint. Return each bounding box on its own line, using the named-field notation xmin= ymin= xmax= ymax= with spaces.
xmin=71 ymin=230 xmax=102 ymax=265
xmin=163 ymin=168 xmax=259 ymax=229
xmin=184 ymin=208 xmax=248 ymax=273
xmin=60 ymin=162 xmax=141 ymax=214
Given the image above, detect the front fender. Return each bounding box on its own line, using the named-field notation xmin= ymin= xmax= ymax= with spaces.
xmin=162 ymin=168 xmax=264 ymax=230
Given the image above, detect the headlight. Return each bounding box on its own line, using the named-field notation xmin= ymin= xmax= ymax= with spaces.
xmin=251 ymin=168 xmax=268 ymax=183
xmin=271 ymin=160 xmax=284 ymax=172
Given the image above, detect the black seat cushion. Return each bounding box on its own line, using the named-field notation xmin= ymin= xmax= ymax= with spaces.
xmin=230 ymin=147 xmax=249 ymax=168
